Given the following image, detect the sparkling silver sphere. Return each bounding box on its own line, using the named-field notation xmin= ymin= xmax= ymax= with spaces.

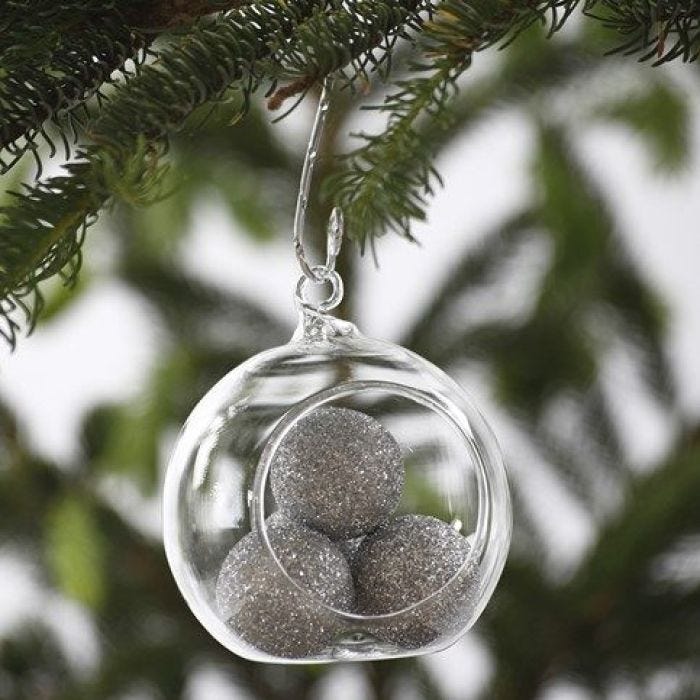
xmin=337 ymin=536 xmax=364 ymax=569
xmin=216 ymin=512 xmax=354 ymax=658
xmin=354 ymin=514 xmax=479 ymax=648
xmin=271 ymin=407 xmax=405 ymax=539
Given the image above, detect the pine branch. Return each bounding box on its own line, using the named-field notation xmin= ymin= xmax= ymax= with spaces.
xmin=0 ymin=0 xmax=428 ymax=346
xmin=125 ymin=1 xmax=248 ymax=30
xmin=0 ymin=1 xmax=246 ymax=171
xmin=586 ymin=0 xmax=700 ymax=64
xmin=0 ymin=0 xmax=318 ymax=346
xmin=0 ymin=10 xmax=148 ymax=174
xmin=266 ymin=0 xmax=426 ymax=108
xmin=326 ymin=0 xmax=579 ymax=245
xmin=427 ymin=31 xmax=604 ymax=159
xmin=0 ymin=0 xmax=240 ymax=45
xmin=0 ymin=161 xmax=101 ymax=344
xmin=327 ymin=0 xmax=698 ymax=245
xmin=88 ymin=0 xmax=424 ymax=152
xmin=0 ymin=137 xmax=172 ymax=344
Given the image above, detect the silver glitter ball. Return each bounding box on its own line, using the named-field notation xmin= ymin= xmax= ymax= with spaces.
xmin=271 ymin=407 xmax=404 ymax=539
xmin=215 ymin=512 xmax=354 ymax=658
xmin=354 ymin=514 xmax=479 ymax=649
xmin=337 ymin=536 xmax=365 ymax=569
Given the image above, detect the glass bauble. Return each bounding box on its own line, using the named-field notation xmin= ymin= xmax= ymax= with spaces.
xmin=163 ymin=310 xmax=511 ymax=663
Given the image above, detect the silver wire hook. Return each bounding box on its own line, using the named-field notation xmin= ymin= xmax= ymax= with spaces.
xmin=293 ymin=76 xmax=344 ymax=283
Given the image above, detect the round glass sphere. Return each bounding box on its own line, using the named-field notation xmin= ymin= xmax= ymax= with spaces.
xmin=163 ymin=311 xmax=511 ymax=664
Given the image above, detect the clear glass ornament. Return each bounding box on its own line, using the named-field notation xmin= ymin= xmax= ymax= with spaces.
xmin=163 ymin=78 xmax=511 ymax=664
xmin=164 ymin=305 xmax=511 ymax=663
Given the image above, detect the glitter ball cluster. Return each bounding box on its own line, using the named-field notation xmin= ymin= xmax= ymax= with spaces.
xmin=271 ymin=407 xmax=404 ymax=539
xmin=216 ymin=406 xmax=479 ymax=658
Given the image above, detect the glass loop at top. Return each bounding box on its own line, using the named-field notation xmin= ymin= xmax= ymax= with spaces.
xmin=295 ymin=266 xmax=344 ymax=313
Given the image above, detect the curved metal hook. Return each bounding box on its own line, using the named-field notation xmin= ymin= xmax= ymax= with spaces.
xmin=293 ymin=76 xmax=343 ymax=283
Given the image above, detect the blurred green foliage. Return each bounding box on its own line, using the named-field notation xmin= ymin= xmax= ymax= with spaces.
xmin=1 ymin=19 xmax=700 ymax=700
xmin=46 ymin=495 xmax=106 ymax=610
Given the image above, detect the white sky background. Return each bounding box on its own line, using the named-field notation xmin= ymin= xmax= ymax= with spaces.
xmin=0 ymin=56 xmax=699 ymax=699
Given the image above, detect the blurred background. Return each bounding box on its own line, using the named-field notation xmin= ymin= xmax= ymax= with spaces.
xmin=1 ymin=19 xmax=700 ymax=700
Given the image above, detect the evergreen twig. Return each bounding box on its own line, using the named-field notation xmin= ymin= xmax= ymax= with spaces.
xmin=586 ymin=0 xmax=700 ymax=64
xmin=326 ymin=0 xmax=579 ymax=245
xmin=0 ymin=11 xmax=147 ymax=174
xmin=0 ymin=0 xmax=427 ymax=345
xmin=0 ymin=0 xmax=322 ymax=346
